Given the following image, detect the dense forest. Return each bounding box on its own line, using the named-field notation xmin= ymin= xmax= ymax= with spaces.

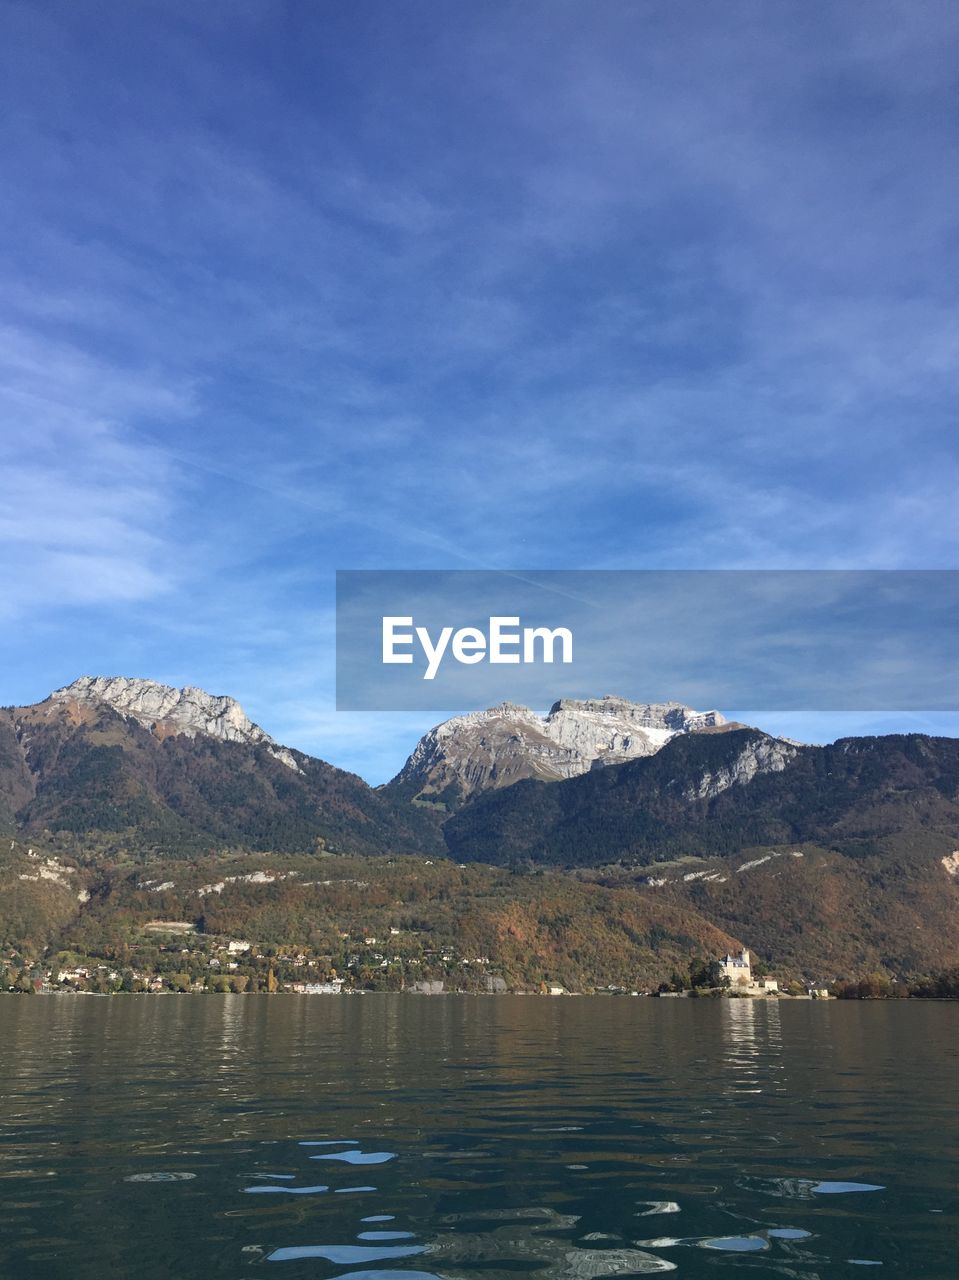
xmin=444 ymin=732 xmax=959 ymax=866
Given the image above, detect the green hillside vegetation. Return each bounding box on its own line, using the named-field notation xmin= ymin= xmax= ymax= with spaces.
xmin=0 ymin=704 xmax=445 ymax=857
xmin=2 ymin=838 xmax=744 ymax=992
xmin=587 ymin=839 xmax=959 ymax=980
xmin=0 ymin=839 xmax=86 ymax=956
xmin=444 ymin=732 xmax=959 ymax=867
xmin=6 ymin=832 xmax=959 ymax=993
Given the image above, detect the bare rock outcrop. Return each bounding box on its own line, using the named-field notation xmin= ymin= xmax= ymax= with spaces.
xmin=393 ymin=695 xmax=730 ymax=800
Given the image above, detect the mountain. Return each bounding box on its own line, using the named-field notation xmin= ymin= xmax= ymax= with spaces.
xmin=389 ymin=696 xmax=731 ymax=806
xmin=4 ymin=678 xmax=959 ymax=984
xmin=52 ymin=676 xmax=302 ymax=769
xmin=0 ymin=677 xmax=443 ymax=857
xmin=443 ymin=727 xmax=959 ymax=868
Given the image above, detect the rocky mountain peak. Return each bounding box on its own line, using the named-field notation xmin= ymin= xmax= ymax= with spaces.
xmin=392 ymin=694 xmax=732 ymax=802
xmin=542 ymin=697 xmax=726 ymax=755
xmin=47 ymin=676 xmax=301 ymax=771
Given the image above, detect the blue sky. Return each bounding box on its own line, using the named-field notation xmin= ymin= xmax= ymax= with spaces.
xmin=2 ymin=1 xmax=958 ymax=781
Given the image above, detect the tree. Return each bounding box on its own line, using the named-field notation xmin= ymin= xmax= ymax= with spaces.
xmin=836 ymin=972 xmax=895 ymax=999
xmin=688 ymin=959 xmax=726 ymax=989
xmin=858 ymin=972 xmax=894 ymax=999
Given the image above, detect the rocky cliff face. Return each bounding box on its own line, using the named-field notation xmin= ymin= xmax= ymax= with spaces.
xmin=681 ymin=735 xmax=798 ymax=800
xmin=391 ymin=695 xmax=730 ymax=802
xmin=47 ymin=676 xmax=300 ymax=771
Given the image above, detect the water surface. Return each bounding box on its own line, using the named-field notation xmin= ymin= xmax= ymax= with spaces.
xmin=1 ymin=996 xmax=956 ymax=1278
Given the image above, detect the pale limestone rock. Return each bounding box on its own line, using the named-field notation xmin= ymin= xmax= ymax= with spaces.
xmin=681 ymin=736 xmax=798 ymax=801
xmin=394 ymin=695 xmax=728 ymax=798
xmin=50 ymin=676 xmax=302 ymax=772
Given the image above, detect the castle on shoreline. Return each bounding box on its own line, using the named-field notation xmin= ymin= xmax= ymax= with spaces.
xmin=719 ymin=947 xmax=779 ymax=994
xmin=719 ymin=947 xmax=752 ymax=985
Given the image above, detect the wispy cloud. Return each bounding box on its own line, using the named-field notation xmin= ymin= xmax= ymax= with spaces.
xmin=2 ymin=1 xmax=958 ymax=774
xmin=0 ymin=326 xmax=191 ymax=617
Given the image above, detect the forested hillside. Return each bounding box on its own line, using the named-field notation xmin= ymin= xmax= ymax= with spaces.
xmin=444 ymin=732 xmax=959 ymax=866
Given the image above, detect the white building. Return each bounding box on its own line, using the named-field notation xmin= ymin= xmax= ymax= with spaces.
xmin=717 ymin=949 xmax=781 ymax=993
xmin=719 ymin=947 xmax=752 ymax=986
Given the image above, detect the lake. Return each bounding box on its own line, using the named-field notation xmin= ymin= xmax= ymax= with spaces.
xmin=0 ymin=995 xmax=955 ymax=1278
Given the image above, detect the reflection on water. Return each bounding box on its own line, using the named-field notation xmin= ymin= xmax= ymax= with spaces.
xmin=243 ymin=1183 xmax=330 ymax=1194
xmin=267 ymin=1245 xmax=428 ymax=1263
xmin=0 ymin=995 xmax=956 ymax=1278
xmin=721 ymin=997 xmax=784 ymax=1098
xmin=310 ymin=1150 xmax=396 ymax=1165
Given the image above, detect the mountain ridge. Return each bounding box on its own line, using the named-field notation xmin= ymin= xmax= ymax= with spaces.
xmin=0 ymin=678 xmax=444 ymax=857
xmin=46 ymin=676 xmax=302 ymax=772
xmin=390 ymin=694 xmax=734 ymax=805
xmin=3 ymin=676 xmax=959 ymax=983
xmin=444 ymin=728 xmax=959 ymax=867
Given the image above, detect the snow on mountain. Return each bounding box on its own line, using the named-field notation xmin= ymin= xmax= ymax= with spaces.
xmin=392 ymin=695 xmax=730 ymax=799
